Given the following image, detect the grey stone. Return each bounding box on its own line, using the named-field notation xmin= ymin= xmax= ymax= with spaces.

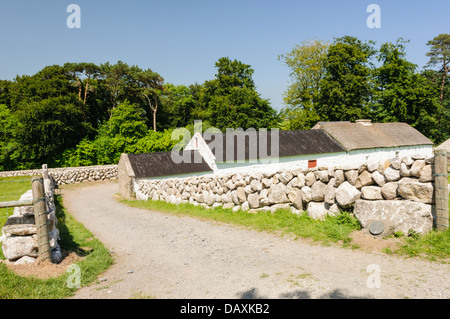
xmin=327 ymin=203 xmax=340 ymax=217
xmin=369 ymin=221 xmax=385 ymax=235
xmin=222 ymin=203 xmax=235 ymax=209
xmin=262 ymin=178 xmax=272 ymax=188
xmin=361 ymin=186 xmax=383 ymax=200
xmin=314 ymin=170 xmax=329 ymax=183
xmin=419 ymin=165 xmax=433 ymax=182
xmin=221 ymin=192 xmax=232 ymax=203
xmin=307 ymin=202 xmax=328 ymax=221
xmin=324 ymin=178 xmax=336 ymax=204
xmin=380 ymin=182 xmax=398 ymax=200
xmin=244 ymin=184 xmax=254 ymax=194
xmin=400 ymin=162 xmax=411 ymax=177
xmin=397 ymin=178 xmax=433 ymax=204
xmin=311 ymin=181 xmax=327 ymax=202
xmin=335 ymin=181 xmax=361 ymax=208
xmin=334 ymin=170 xmax=345 ymax=187
xmin=390 ymin=158 xmax=402 ymax=170
xmin=241 ymin=201 xmax=250 ymax=211
xmin=236 ymin=187 xmax=247 ymax=204
xmin=363 ymin=219 xmax=394 ymax=238
xmin=278 ymin=171 xmax=294 ymax=184
xmin=305 ymin=172 xmax=316 ymax=186
xmin=344 ymin=170 xmax=358 ymax=186
xmin=355 ymin=171 xmax=374 ymax=188
xmin=402 ymin=156 xmax=414 ymax=166
xmin=410 ymin=160 xmax=426 ymax=177
xmin=287 ymin=189 xmax=303 ymax=210
xmin=287 ymin=177 xmax=299 ymax=188
xmin=371 ymin=170 xmax=386 ymax=186
xmin=247 ymin=193 xmax=260 ymax=209
xmin=268 ymin=183 xmax=289 ymax=204
xmin=300 ymin=186 xmax=312 ymax=203
xmin=2 ymin=235 xmax=38 ymax=261
xmin=384 ymin=166 xmax=401 ymax=182
xmin=367 ymin=160 xmax=379 ymax=172
xmin=296 ymin=172 xmax=306 ymax=188
xmin=353 ymin=199 xmax=432 ymax=234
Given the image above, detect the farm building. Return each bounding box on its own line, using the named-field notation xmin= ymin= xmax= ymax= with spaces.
xmin=435 ymin=138 xmax=450 ymax=158
xmin=118 ymin=150 xmax=212 ymax=199
xmin=184 ymin=119 xmax=434 ymax=173
xmin=312 ymin=120 xmax=434 ymax=165
xmin=183 ymin=128 xmax=347 ymax=174
xmin=118 ymin=120 xmax=434 ymax=198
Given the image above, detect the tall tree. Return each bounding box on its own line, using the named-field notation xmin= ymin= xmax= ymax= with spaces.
xmin=278 ymin=39 xmax=329 ymax=129
xmin=200 ymin=57 xmax=279 ymax=131
xmin=131 ymin=68 xmax=164 ymax=132
xmin=317 ymin=36 xmax=376 ymax=122
xmin=426 ymin=34 xmax=450 ymax=105
xmin=99 ymin=61 xmax=134 ymax=117
xmin=373 ymin=39 xmax=442 ymax=141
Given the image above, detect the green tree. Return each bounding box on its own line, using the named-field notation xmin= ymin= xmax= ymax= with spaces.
xmin=130 ymin=68 xmax=164 ymax=132
xmin=9 ymin=65 xmax=76 ymax=110
xmin=318 ymin=36 xmax=376 ymax=121
xmin=373 ymin=40 xmax=443 ymax=143
xmin=0 ymin=104 xmax=18 ymax=170
xmin=13 ymin=96 xmax=86 ymax=168
xmin=278 ymin=39 xmax=329 ymax=129
xmin=426 ymin=34 xmax=450 ymax=105
xmin=200 ymin=57 xmax=279 ymax=130
xmin=159 ymin=83 xmax=197 ymax=129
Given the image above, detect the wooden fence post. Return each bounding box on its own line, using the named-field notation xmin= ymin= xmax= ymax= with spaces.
xmin=434 ymin=149 xmax=449 ymax=231
xmin=32 ymin=177 xmax=51 ymax=261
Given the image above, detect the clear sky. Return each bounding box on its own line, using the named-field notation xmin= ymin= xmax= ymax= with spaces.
xmin=0 ymin=0 xmax=449 ymax=111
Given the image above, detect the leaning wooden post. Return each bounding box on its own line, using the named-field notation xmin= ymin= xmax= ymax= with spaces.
xmin=434 ymin=149 xmax=449 ymax=231
xmin=32 ymin=177 xmax=51 ymax=261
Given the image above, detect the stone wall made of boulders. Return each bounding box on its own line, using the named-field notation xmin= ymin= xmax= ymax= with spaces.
xmin=1 ymin=174 xmax=61 ymax=265
xmin=137 ymin=154 xmax=436 ymax=235
xmin=0 ymin=165 xmax=118 ymax=185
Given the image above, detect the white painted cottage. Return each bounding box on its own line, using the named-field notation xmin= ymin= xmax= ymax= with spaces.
xmin=185 ymin=120 xmax=434 ymax=174
xmin=312 ymin=120 xmax=433 ymax=165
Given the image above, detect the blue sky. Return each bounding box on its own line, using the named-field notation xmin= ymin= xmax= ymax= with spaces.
xmin=0 ymin=0 xmax=449 ymax=111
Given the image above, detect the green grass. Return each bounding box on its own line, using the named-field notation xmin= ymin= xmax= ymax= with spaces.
xmin=0 ymin=176 xmax=113 ymax=299
xmin=396 ymin=228 xmax=450 ymax=261
xmin=120 ymin=198 xmax=361 ymax=246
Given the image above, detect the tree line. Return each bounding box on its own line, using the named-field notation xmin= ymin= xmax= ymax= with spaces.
xmin=0 ymin=34 xmax=448 ymax=170
xmin=278 ymin=35 xmax=450 ymax=143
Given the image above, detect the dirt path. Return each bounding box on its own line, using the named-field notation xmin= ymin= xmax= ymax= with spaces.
xmin=61 ymin=181 xmax=449 ymax=299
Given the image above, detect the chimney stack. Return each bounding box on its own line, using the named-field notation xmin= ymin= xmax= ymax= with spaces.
xmin=356 ymin=119 xmax=372 ymax=126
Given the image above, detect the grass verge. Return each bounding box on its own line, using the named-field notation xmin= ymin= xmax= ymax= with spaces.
xmin=0 ymin=177 xmax=113 ymax=299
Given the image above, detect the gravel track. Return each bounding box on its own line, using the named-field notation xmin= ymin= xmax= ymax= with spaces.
xmin=61 ymin=181 xmax=449 ymax=299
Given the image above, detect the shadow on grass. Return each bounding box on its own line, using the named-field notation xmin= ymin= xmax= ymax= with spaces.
xmin=54 ymin=194 xmax=94 ymax=261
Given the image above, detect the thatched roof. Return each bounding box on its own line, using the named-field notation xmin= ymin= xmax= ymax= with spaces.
xmin=202 ymin=129 xmax=345 ymax=162
xmin=435 ymin=138 xmax=450 ymax=152
xmin=127 ymin=150 xmax=212 ymax=178
xmin=312 ymin=121 xmax=433 ymax=151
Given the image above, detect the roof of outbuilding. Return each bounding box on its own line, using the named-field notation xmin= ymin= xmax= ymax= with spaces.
xmin=127 ymin=150 xmax=212 ymax=178
xmin=312 ymin=121 xmax=433 ymax=151
xmin=435 ymin=138 xmax=450 ymax=151
xmin=201 ymin=129 xmax=345 ymax=162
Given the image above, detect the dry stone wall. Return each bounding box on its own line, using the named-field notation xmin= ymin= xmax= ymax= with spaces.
xmin=1 ymin=172 xmax=62 ymax=264
xmin=0 ymin=165 xmax=118 ymax=185
xmin=137 ymin=155 xmax=436 ymax=235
